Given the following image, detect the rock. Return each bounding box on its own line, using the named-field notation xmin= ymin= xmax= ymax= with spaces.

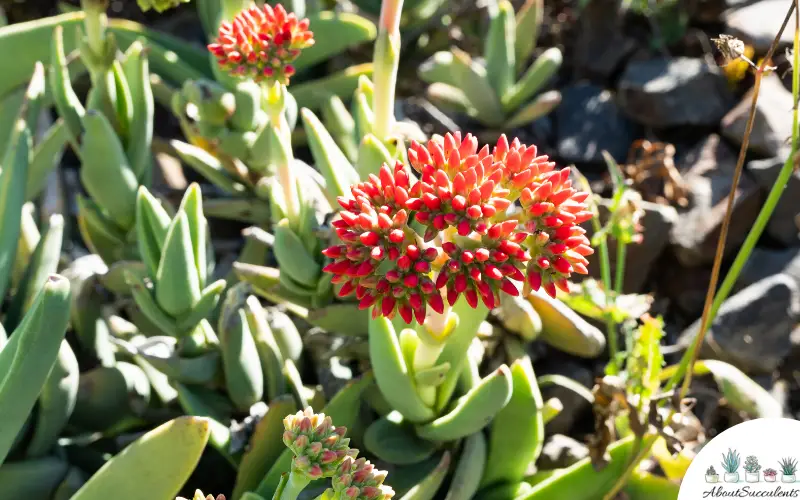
xmin=538 ymin=434 xmax=590 ymax=469
xmin=617 ymin=58 xmax=732 ymax=128
xmin=747 ymin=155 xmax=800 ymax=246
xmin=658 ymin=255 xmax=713 ymax=318
xmin=678 ymin=274 xmax=800 ymax=373
xmin=539 ymin=359 xmax=595 ymax=435
xmin=554 ymin=83 xmax=638 ymax=165
xmin=737 ymin=247 xmax=800 ymax=291
xmin=726 ymin=0 xmax=794 ymax=52
xmin=721 ymin=74 xmax=794 ymax=158
xmin=573 ymin=0 xmax=638 ymax=80
xmin=580 ymin=198 xmax=678 ymax=293
xmin=669 ymin=135 xmax=762 ymax=266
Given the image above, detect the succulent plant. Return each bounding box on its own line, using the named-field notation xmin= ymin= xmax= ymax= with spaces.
xmin=706 ymin=465 xmax=717 ymax=476
xmin=46 ymin=14 xmax=156 ymax=266
xmin=419 ymin=0 xmax=562 ymax=129
xmin=780 ymin=457 xmax=798 ymax=475
xmin=128 ymin=184 xmax=226 ymax=338
xmin=721 ymin=449 xmax=741 ymax=474
xmin=765 ymin=468 xmax=778 ymax=478
xmin=744 ymin=455 xmax=761 ymax=474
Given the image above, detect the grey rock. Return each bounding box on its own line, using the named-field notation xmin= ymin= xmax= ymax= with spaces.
xmin=617 ymin=57 xmax=732 ymax=127
xmin=747 ymin=155 xmax=800 ymax=245
xmin=737 ymin=247 xmax=800 ymax=291
xmin=659 ymin=258 xmax=713 ymax=317
xmin=670 ymin=135 xmax=762 ymax=266
xmin=721 ymin=74 xmax=794 ymax=158
xmin=580 ymin=198 xmax=678 ymax=293
xmin=678 ymin=274 xmax=800 ymax=373
xmin=555 ymin=83 xmax=638 ymax=165
xmin=573 ymin=0 xmax=637 ymax=79
xmin=538 ymin=434 xmax=590 ymax=469
xmin=540 ymin=360 xmax=594 ymax=435
xmin=726 ymin=0 xmax=794 ymax=52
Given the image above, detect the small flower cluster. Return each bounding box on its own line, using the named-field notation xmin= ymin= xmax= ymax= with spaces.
xmin=208 ymin=4 xmax=314 ymax=85
xmin=281 ymin=408 xmax=393 ymax=499
xmin=323 ymin=132 xmax=594 ymax=324
xmin=333 ymin=456 xmax=395 ymax=500
xmin=283 ymin=408 xmax=355 ymax=480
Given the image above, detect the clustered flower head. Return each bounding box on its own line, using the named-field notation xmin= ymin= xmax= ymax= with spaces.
xmin=332 ymin=456 xmax=395 ymax=500
xmin=282 ymin=408 xmax=355 ymax=480
xmin=208 ymin=3 xmax=314 ymax=85
xmin=323 ymin=132 xmax=595 ymax=325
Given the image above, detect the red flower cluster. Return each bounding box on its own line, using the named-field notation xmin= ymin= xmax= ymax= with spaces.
xmin=323 ymin=133 xmax=594 ymax=324
xmin=208 ymin=4 xmax=314 ymax=85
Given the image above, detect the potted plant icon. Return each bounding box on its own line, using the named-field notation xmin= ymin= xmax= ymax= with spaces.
xmin=706 ymin=466 xmax=720 ymax=483
xmin=722 ymin=449 xmax=741 ymax=482
xmin=780 ymin=457 xmax=798 ymax=483
xmin=765 ymin=469 xmax=778 ymax=482
xmin=744 ymin=456 xmax=761 ymax=482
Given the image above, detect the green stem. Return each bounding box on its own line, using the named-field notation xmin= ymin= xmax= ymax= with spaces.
xmin=81 ymin=0 xmax=108 ymax=57
xmin=592 ymin=218 xmax=617 ymax=361
xmin=614 ymin=242 xmax=627 ymax=295
xmin=372 ymin=0 xmax=404 ymax=139
xmin=263 ymin=83 xmax=299 ymax=226
xmin=276 ymin=470 xmax=311 ymax=500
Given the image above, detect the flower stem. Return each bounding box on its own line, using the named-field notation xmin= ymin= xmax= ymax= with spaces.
xmin=81 ymin=0 xmax=108 ymax=57
xmin=590 ymin=205 xmax=617 ymax=362
xmin=614 ymin=241 xmax=627 ymax=295
xmin=372 ymin=0 xmax=404 ymax=139
xmin=264 ymin=82 xmax=299 ymax=226
xmin=275 ymin=470 xmax=311 ymax=500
